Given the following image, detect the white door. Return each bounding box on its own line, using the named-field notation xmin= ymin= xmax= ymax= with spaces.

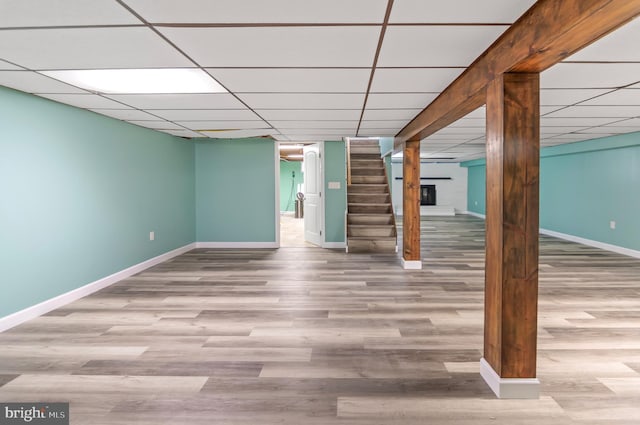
xmin=303 ymin=144 xmax=323 ymax=246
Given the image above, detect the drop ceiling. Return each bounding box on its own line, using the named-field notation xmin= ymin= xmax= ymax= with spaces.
xmin=0 ymin=0 xmax=638 ymax=162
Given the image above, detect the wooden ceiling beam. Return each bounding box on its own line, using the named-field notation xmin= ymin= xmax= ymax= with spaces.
xmin=394 ymin=0 xmax=640 ymax=151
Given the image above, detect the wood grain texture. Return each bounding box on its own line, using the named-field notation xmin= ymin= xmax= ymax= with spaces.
xmin=394 ymin=0 xmax=640 ymax=148
xmin=1 ymin=215 xmax=640 ymax=423
xmin=485 ymin=73 xmax=540 ymax=378
xmin=402 ymin=140 xmax=420 ymax=262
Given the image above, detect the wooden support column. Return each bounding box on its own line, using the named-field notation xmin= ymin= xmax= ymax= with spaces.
xmin=402 ymin=140 xmax=421 ymax=269
xmin=481 ymin=72 xmax=540 ymax=399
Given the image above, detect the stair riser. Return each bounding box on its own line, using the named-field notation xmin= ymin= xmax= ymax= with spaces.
xmin=351 ymin=160 xmax=382 ymax=167
xmin=348 ymin=228 xmax=396 ymax=237
xmin=350 ymin=148 xmax=380 ymax=155
xmin=348 ymin=205 xmax=392 ymax=214
xmin=347 ymin=239 xmax=397 ymax=253
xmin=348 ymin=194 xmax=390 ymax=204
xmin=351 ymin=176 xmax=387 ymax=184
xmin=348 ymin=215 xmax=394 ymax=225
xmin=351 ymin=168 xmax=384 ymax=176
xmin=348 ymin=185 xmax=389 ymax=194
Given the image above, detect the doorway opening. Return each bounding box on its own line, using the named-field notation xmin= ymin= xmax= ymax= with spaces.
xmin=278 ymin=142 xmax=323 ymax=247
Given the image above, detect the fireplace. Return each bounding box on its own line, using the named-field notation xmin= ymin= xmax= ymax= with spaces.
xmin=420 ymin=185 xmax=436 ymax=206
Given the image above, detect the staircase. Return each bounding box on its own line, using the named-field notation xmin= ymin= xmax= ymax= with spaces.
xmin=346 ymin=140 xmax=398 ymax=253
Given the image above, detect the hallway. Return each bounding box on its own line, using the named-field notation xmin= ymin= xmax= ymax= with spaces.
xmin=1 ymin=215 xmax=639 ymax=424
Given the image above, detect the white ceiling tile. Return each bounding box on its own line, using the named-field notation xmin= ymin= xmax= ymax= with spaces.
xmin=378 ymin=26 xmax=507 ymax=67
xmin=358 ymin=129 xmax=399 ymax=136
xmin=0 ymin=59 xmax=22 ymax=70
xmin=389 ymin=0 xmax=536 ymax=23
xmin=161 ymin=27 xmax=379 ymax=67
xmin=567 ymin=17 xmax=640 ymax=62
xmin=201 ymin=129 xmax=276 ymax=139
xmin=280 ymin=129 xmax=354 ymax=136
xmin=578 ymin=89 xmax=640 ymax=106
xmin=151 ymin=109 xmax=260 ymax=121
xmin=541 ymin=89 xmax=613 ymax=105
xmin=605 ymin=117 xmax=640 ymax=128
xmin=462 ymin=107 xmax=486 ymax=119
xmin=37 ymin=94 xmax=127 ymax=109
xmin=448 ymin=118 xmax=485 ymax=128
xmin=0 ymin=0 xmax=140 ymax=27
xmin=0 ymin=27 xmax=192 ymax=69
xmin=362 ymin=109 xmax=420 ymax=120
xmin=257 ymin=109 xmax=361 ymax=121
xmin=207 ymin=68 xmax=370 ymax=93
xmin=0 ymin=71 xmax=87 ymax=93
xmin=160 ymin=129 xmax=205 ymax=138
xmin=271 ymin=121 xmax=358 ymax=130
xmin=540 ymin=106 xmax=565 ymax=116
xmin=541 ymin=63 xmax=640 ymax=89
xmin=424 ymin=134 xmax=478 ymax=141
xmin=127 ymin=120 xmax=186 ymax=130
xmin=371 ymin=68 xmax=464 ymax=92
xmin=281 ymin=132 xmax=354 ymax=140
xmin=105 ymin=93 xmax=247 ymax=110
xmin=366 ymin=93 xmax=438 ymax=109
xmin=359 ymin=120 xmax=408 ymax=129
xmin=177 ymin=120 xmax=270 ymax=130
xmin=539 ymin=126 xmax=593 ymax=135
xmin=124 ymin=0 xmax=388 ymax=23
xmin=238 ymin=93 xmax=365 ymax=109
xmin=90 ymin=108 xmax=159 ymax=121
xmin=433 ymin=127 xmax=486 ymax=135
xmin=541 ymin=117 xmax=625 ymax=127
xmin=569 ymin=127 xmax=634 ymax=134
xmin=544 ymin=105 xmax=640 ymax=118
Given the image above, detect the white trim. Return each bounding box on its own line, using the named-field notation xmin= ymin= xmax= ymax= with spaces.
xmin=0 ymin=243 xmax=196 ymax=333
xmin=463 ymin=211 xmax=640 ymax=259
xmin=274 ymin=142 xmax=281 ymax=248
xmin=323 ymin=242 xmax=346 ymax=249
xmin=464 ymin=211 xmax=486 ymax=219
xmin=539 ymin=228 xmax=640 ymax=260
xmin=480 ymin=358 xmax=540 ymax=399
xmin=196 ymin=242 xmax=279 ymax=249
xmin=401 ymin=258 xmax=422 ymax=270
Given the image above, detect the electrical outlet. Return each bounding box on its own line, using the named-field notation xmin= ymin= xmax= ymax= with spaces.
xmin=149 ymin=231 xmax=155 ymax=241
xmin=609 ymin=221 xmax=616 ymax=230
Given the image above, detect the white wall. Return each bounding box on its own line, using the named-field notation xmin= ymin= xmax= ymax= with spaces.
xmin=391 ymin=162 xmax=468 ymax=215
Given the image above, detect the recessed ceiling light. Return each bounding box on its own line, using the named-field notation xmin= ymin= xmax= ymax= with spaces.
xmin=41 ymin=68 xmax=227 ymax=94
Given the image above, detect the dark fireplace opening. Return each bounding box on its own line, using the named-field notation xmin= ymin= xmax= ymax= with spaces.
xmin=420 ymin=185 xmax=436 ymax=206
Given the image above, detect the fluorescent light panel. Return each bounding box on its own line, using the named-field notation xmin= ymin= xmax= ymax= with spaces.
xmin=41 ymin=68 xmax=227 ymax=94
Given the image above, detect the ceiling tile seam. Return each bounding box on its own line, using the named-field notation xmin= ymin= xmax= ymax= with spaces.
xmin=356 ymin=0 xmax=394 ymax=136
xmin=115 ymin=0 xmax=277 ymax=137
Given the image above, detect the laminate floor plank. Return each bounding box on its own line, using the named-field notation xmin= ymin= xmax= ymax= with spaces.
xmin=0 ymin=215 xmax=639 ymax=424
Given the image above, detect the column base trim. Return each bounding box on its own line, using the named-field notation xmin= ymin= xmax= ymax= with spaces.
xmin=480 ymin=358 xmax=540 ymax=399
xmin=401 ymin=258 xmax=422 ymax=270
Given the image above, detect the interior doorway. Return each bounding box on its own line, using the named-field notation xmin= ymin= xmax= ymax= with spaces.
xmin=278 ymin=143 xmax=318 ymax=247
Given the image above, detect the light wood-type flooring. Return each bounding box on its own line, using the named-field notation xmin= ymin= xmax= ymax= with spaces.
xmin=1 ymin=215 xmax=639 ymax=424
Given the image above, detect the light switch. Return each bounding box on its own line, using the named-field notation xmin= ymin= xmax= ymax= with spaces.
xmin=328 ymin=181 xmax=341 ymax=189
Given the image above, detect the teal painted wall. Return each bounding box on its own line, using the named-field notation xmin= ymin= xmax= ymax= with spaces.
xmin=0 ymin=86 xmax=196 ymax=318
xmin=195 ymin=139 xmax=276 ymax=242
xmin=279 ymin=160 xmax=303 ymax=212
xmin=324 ymin=141 xmax=346 ymax=243
xmin=462 ymin=133 xmax=640 ymax=251
xmin=466 ymin=163 xmax=486 ymax=215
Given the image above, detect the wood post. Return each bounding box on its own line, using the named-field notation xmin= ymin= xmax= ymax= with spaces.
xmin=482 ymin=72 xmax=540 ymax=398
xmin=402 ymin=140 xmax=421 ymax=269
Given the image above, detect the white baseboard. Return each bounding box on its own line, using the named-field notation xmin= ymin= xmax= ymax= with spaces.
xmin=0 ymin=243 xmax=196 ymax=333
xmin=323 ymin=242 xmax=346 ymax=249
xmin=464 ymin=211 xmax=486 ymax=219
xmin=480 ymin=358 xmax=540 ymax=399
xmin=196 ymin=242 xmax=279 ymax=249
xmin=401 ymin=258 xmax=422 ymax=270
xmin=462 ymin=211 xmax=640 ymax=259
xmin=539 ymin=228 xmax=640 ymax=259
